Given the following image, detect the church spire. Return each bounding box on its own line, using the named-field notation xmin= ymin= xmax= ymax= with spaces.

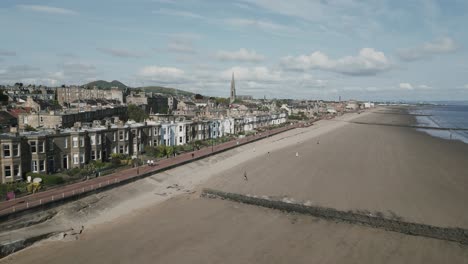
xmin=230 ymin=72 xmax=236 ymax=104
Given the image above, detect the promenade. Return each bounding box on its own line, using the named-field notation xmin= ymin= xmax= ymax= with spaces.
xmin=0 ymin=123 xmax=300 ymax=218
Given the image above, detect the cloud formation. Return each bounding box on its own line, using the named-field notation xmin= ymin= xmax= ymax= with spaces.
xmin=153 ymin=8 xmax=204 ymax=19
xmin=167 ymin=40 xmax=196 ymax=54
xmin=17 ymin=5 xmax=78 ymax=15
xmin=399 ymin=83 xmax=413 ymax=90
xmin=225 ymin=18 xmax=294 ymax=33
xmin=281 ymin=48 xmax=391 ymax=76
xmin=216 ymin=49 xmax=265 ymax=62
xmin=97 ymin=48 xmax=143 ymax=58
xmin=397 ymin=37 xmax=458 ymax=61
xmin=138 ymin=66 xmax=186 ymax=84
xmin=221 ymin=66 xmax=281 ymax=81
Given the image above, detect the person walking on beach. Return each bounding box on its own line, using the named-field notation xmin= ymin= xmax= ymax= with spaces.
xmin=244 ymin=170 xmax=248 ymax=181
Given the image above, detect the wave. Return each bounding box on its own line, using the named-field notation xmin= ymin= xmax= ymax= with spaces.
xmin=411 ymin=106 xmax=468 ymax=144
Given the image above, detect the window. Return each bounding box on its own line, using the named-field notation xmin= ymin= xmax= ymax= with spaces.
xmin=64 ymin=138 xmax=68 ymax=148
xmin=39 ymin=160 xmax=45 ymax=171
xmin=97 ymin=151 xmax=101 ymax=160
xmin=164 ymin=139 xmax=167 ymax=146
xmin=91 ymin=135 xmax=96 ymax=145
xmin=73 ymin=154 xmax=79 ymax=164
xmin=80 ymin=137 xmax=84 ymax=147
xmin=38 ymin=141 xmax=44 ymax=153
xmin=179 ymin=126 xmax=182 ymax=132
xmin=32 ymin=160 xmax=38 ymax=172
xmin=153 ymin=128 xmax=158 ymax=135
xmin=119 ymin=145 xmax=124 ymax=154
xmin=179 ymin=137 xmax=182 ymax=143
xmin=13 ymin=165 xmax=19 ymax=177
xmin=163 ymin=128 xmax=166 ymax=134
xmin=119 ymin=131 xmax=124 ymax=141
xmin=80 ymin=154 xmax=85 ymax=164
xmin=91 ymin=150 xmax=96 ymax=160
xmin=3 ymin=144 xmax=10 ymax=157
xmin=72 ymin=137 xmax=78 ymax=148
xmin=153 ymin=140 xmax=158 ymax=146
xmin=30 ymin=141 xmax=37 ymax=153
xmin=13 ymin=144 xmax=19 ymax=156
xmin=4 ymin=165 xmax=11 ymax=177
xmin=49 ymin=140 xmax=54 ymax=150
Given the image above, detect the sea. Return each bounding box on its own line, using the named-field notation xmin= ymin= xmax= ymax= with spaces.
xmin=410 ymin=104 xmax=468 ymax=144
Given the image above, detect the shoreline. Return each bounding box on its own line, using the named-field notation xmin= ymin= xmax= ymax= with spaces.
xmin=408 ymin=105 xmax=468 ymax=144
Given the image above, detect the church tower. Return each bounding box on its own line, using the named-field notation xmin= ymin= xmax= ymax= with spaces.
xmin=230 ymin=72 xmax=236 ymax=104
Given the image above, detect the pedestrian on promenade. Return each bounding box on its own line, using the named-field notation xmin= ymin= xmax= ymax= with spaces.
xmin=192 ymin=153 xmax=195 ymax=158
xmin=244 ymin=171 xmax=248 ymax=181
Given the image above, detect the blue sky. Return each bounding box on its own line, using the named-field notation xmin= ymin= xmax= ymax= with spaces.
xmin=1 ymin=0 xmax=468 ymax=100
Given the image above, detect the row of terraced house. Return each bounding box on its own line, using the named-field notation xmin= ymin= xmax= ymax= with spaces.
xmin=0 ymin=113 xmax=287 ymax=183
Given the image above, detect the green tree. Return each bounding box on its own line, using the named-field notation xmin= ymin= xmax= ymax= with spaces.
xmin=0 ymin=89 xmax=9 ymax=103
xmin=24 ymin=125 xmax=37 ymax=132
xmin=128 ymin=104 xmax=148 ymax=122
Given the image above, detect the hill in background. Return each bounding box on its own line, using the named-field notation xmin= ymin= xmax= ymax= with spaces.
xmin=83 ymin=80 xmax=196 ymax=97
xmin=84 ymin=80 xmax=128 ymax=90
xmin=138 ymin=86 xmax=196 ymax=97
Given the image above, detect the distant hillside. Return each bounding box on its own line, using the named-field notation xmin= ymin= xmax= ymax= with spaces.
xmin=84 ymin=80 xmax=128 ymax=90
xmin=83 ymin=80 xmax=196 ymax=97
xmin=138 ymin=86 xmax=196 ymax=97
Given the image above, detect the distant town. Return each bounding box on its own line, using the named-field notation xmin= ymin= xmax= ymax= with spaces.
xmin=0 ymin=75 xmax=374 ymax=185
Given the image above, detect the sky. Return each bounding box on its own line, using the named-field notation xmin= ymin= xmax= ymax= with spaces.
xmin=1 ymin=0 xmax=468 ymax=101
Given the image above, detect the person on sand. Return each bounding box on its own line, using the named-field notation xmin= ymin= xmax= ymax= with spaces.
xmin=244 ymin=171 xmax=248 ymax=181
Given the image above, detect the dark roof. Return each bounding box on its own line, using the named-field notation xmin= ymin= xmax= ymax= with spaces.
xmin=35 ymin=98 xmax=62 ymax=111
xmin=0 ymin=111 xmax=17 ymax=126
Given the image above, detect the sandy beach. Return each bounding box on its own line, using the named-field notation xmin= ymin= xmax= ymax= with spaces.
xmin=2 ymin=108 xmax=468 ymax=264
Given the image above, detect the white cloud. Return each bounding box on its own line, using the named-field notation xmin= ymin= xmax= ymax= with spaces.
xmin=97 ymin=48 xmax=143 ymax=58
xmin=17 ymin=5 xmax=78 ymax=15
xmin=216 ymin=49 xmax=265 ymax=62
xmin=418 ymin=84 xmax=432 ymax=90
xmin=138 ymin=66 xmax=186 ymax=84
xmin=281 ymin=48 xmax=391 ymax=76
xmin=153 ymin=8 xmax=204 ymax=19
xmin=167 ymin=40 xmax=196 ymax=54
xmin=225 ymin=18 xmax=295 ymax=33
xmin=399 ymin=83 xmax=413 ymax=90
xmin=221 ymin=66 xmax=281 ymax=82
xmin=397 ymin=37 xmax=458 ymax=61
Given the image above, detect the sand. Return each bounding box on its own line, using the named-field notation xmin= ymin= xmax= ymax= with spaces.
xmin=2 ymin=108 xmax=468 ymax=263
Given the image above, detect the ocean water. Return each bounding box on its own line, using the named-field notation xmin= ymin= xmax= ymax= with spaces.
xmin=411 ymin=105 xmax=468 ymax=144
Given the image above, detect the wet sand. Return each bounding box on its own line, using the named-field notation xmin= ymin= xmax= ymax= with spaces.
xmin=3 ymin=108 xmax=468 ymax=264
